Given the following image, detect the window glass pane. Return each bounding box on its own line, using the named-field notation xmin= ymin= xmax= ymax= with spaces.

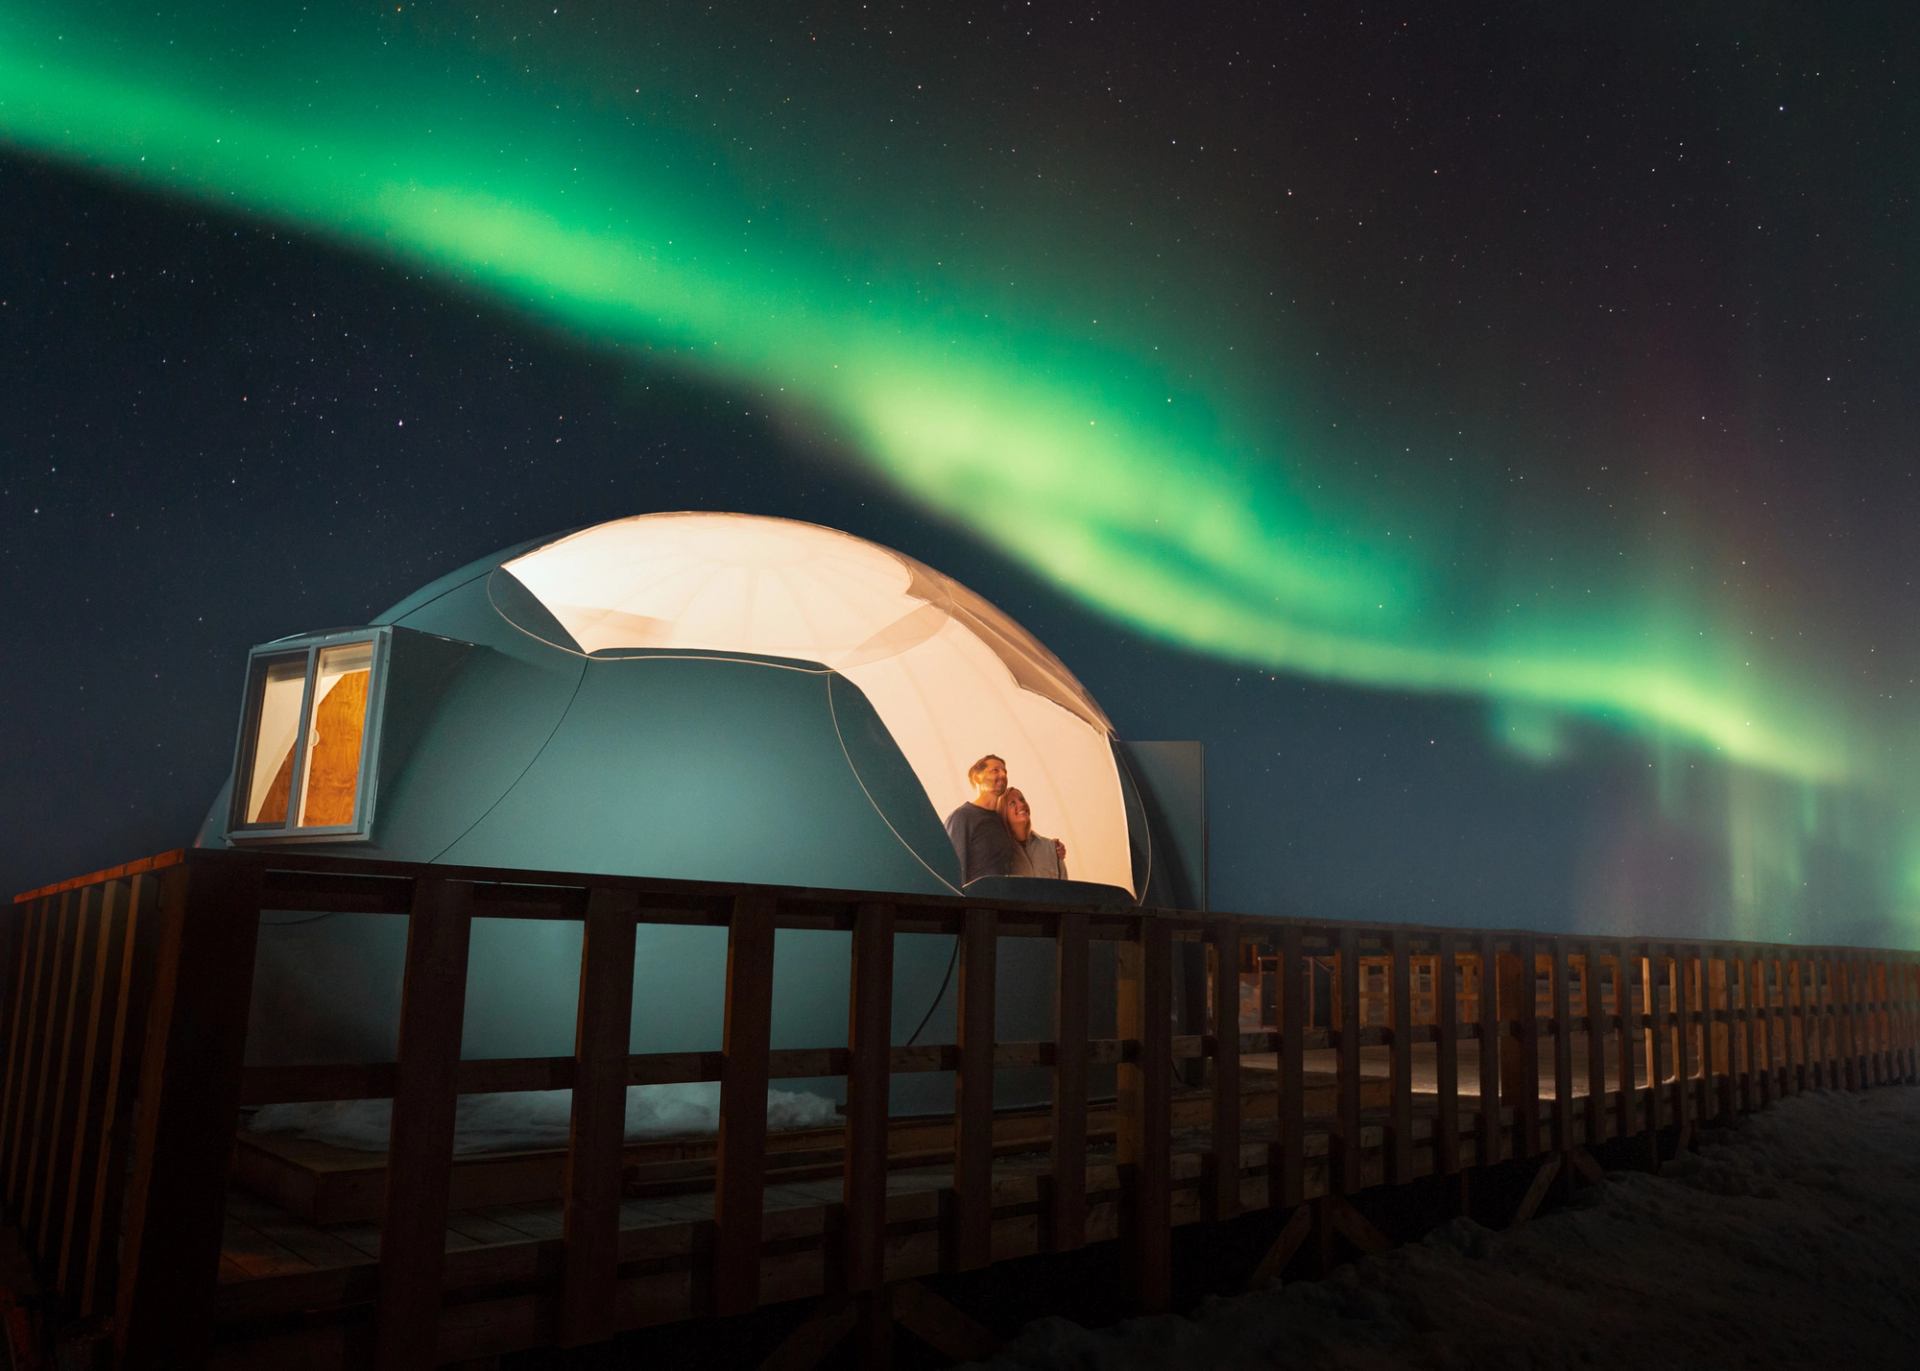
xmin=297 ymin=641 xmax=374 ymax=827
xmin=245 ymin=656 xmax=308 ymax=825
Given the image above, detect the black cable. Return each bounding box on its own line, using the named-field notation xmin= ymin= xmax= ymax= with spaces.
xmin=903 ymin=937 xmax=960 ymax=1046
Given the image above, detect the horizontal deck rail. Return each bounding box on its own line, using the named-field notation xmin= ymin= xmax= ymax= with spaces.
xmin=4 ymin=849 xmax=1917 ymax=1366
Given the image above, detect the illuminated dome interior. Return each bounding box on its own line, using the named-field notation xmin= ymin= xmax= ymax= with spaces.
xmin=498 ymin=512 xmax=1132 ymax=891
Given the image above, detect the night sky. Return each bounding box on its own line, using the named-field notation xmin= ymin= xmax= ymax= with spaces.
xmin=3 ymin=3 xmax=1915 ymax=947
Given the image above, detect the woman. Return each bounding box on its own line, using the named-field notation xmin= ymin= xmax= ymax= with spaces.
xmin=1000 ymin=787 xmax=1067 ymax=880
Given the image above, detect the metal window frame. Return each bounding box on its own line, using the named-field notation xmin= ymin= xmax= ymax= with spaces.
xmin=225 ymin=626 xmax=392 ymax=843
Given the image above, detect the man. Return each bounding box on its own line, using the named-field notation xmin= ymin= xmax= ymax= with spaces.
xmin=943 ymin=754 xmax=1066 ymax=886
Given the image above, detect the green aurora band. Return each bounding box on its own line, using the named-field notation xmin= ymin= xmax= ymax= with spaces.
xmin=2 ymin=7 xmax=1907 ymax=934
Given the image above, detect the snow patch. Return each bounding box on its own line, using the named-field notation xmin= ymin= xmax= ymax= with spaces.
xmin=965 ymin=1088 xmax=1920 ymax=1370
xmin=246 ymin=1083 xmax=840 ymax=1154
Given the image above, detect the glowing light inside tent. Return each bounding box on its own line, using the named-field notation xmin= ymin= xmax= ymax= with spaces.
xmin=298 ymin=642 xmax=373 ymax=827
xmin=502 ymin=513 xmax=1132 ymax=892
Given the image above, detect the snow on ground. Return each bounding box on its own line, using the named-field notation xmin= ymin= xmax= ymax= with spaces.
xmin=967 ymin=1088 xmax=1920 ymax=1371
xmin=246 ymin=1083 xmax=840 ymax=1153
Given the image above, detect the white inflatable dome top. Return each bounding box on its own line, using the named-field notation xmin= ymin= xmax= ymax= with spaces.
xmin=500 ymin=512 xmax=1132 ymax=891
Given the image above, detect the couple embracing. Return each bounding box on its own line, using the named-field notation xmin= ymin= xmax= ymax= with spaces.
xmin=943 ymin=753 xmax=1068 ymax=886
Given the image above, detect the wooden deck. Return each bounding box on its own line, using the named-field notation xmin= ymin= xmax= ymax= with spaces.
xmin=210 ymin=1091 xmax=1459 ymax=1367
xmin=5 ymin=849 xmax=1917 ymax=1369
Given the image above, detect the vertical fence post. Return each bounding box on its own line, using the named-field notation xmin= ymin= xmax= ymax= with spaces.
xmin=80 ymin=872 xmax=162 ymax=1320
xmin=1806 ymin=957 xmax=1822 ymax=1089
xmin=1855 ymin=957 xmax=1871 ymax=1087
xmin=1703 ymin=949 xmax=1721 ymax=1114
xmin=1049 ymin=909 xmax=1088 ymax=1251
xmin=951 ymin=906 xmax=997 ymax=1272
xmin=1116 ymin=914 xmax=1172 ymax=1313
xmin=1648 ymin=949 xmax=1670 ymax=1142
xmin=1549 ymin=939 xmax=1572 ymax=1153
xmin=1807 ymin=953 xmax=1822 ymax=1092
xmin=1905 ymin=958 xmax=1919 ymax=1083
xmin=1208 ymin=919 xmax=1243 ymax=1219
xmin=1497 ymin=940 xmax=1536 ymax=1157
xmin=842 ymin=901 xmax=895 ymax=1291
xmin=1906 ymin=957 xmax=1919 ymax=1084
xmin=1335 ymin=927 xmax=1362 ymax=1189
xmin=559 ymin=886 xmax=640 ymax=1347
xmin=1387 ymin=930 xmax=1414 ymax=1186
xmin=1613 ymin=943 xmax=1636 ymax=1141
xmin=1681 ymin=952 xmax=1697 ymax=1121
xmin=713 ymin=893 xmax=776 ymax=1316
xmin=1899 ymin=958 xmax=1910 ymax=1083
xmin=0 ymin=897 xmax=50 ymax=1195
xmin=1892 ymin=958 xmax=1906 ymax=1083
xmin=1674 ymin=948 xmax=1698 ymax=1138
xmin=1853 ymin=955 xmax=1870 ymax=1088
xmin=1584 ymin=943 xmax=1607 ymax=1146
xmin=1727 ymin=953 xmax=1746 ymax=1113
xmin=1721 ymin=952 xmax=1737 ymax=1111
xmin=1784 ymin=956 xmax=1802 ymax=1094
xmin=114 ymin=858 xmax=263 ymax=1368
xmin=1834 ymin=955 xmax=1847 ymax=1087
xmin=1785 ymin=951 xmax=1802 ymax=1091
xmin=1896 ymin=956 xmax=1912 ymax=1082
xmin=1277 ymin=925 xmax=1306 ymax=1205
xmin=1435 ymin=932 xmax=1460 ymax=1175
xmin=1794 ymin=955 xmax=1811 ymax=1094
xmin=7 ymin=892 xmax=69 ymax=1213
xmin=1864 ymin=955 xmax=1880 ymax=1086
xmin=1842 ymin=954 xmax=1856 ymax=1088
xmin=373 ymin=876 xmax=474 ymax=1371
xmin=1860 ymin=958 xmax=1877 ymax=1086
xmin=1858 ymin=956 xmax=1873 ymax=1082
xmin=51 ymin=880 xmax=124 ymax=1303
xmin=1837 ymin=957 xmax=1858 ymax=1090
xmin=1774 ymin=952 xmax=1789 ymax=1090
xmin=30 ymin=885 xmax=101 ymax=1255
xmin=1800 ymin=957 xmax=1814 ymax=1089
xmin=0 ymin=898 xmax=27 ymax=1146
xmin=1477 ymin=934 xmax=1502 ymax=1166
xmin=1897 ymin=958 xmax=1909 ymax=1082
xmin=1728 ymin=952 xmax=1743 ymax=1113
xmin=1831 ymin=956 xmax=1847 ymax=1089
xmin=1873 ymin=956 xmax=1889 ymax=1082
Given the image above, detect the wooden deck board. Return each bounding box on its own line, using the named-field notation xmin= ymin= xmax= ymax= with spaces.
xmin=227 ymin=1194 xmax=367 ymax=1273
xmin=208 ymin=1087 xmax=1534 ymax=1294
xmin=218 ymin=1209 xmax=315 ymax=1283
xmin=230 ymin=1075 xmax=1374 ymax=1223
xmin=191 ymin=1063 xmax=1795 ymax=1368
xmin=444 ymin=1207 xmax=539 ymax=1247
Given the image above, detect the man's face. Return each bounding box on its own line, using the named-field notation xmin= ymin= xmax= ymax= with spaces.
xmin=976 ymin=758 xmax=1008 ymax=795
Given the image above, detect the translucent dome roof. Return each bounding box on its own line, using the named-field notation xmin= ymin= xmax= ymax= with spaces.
xmin=499 ymin=512 xmax=1131 ymax=891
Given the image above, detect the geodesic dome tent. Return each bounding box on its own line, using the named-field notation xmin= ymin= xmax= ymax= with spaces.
xmin=202 ymin=511 xmax=1150 ymax=896
xmin=197 ymin=513 xmax=1203 ymax=1077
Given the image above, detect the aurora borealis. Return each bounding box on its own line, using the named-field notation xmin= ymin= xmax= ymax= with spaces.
xmin=3 ymin=4 xmax=1914 ymax=941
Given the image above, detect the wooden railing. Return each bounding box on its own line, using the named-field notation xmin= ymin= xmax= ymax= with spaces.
xmin=3 ymin=849 xmax=1918 ymax=1367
